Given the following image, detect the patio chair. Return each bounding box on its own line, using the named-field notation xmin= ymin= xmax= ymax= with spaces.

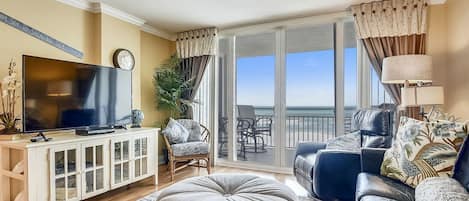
xmin=220 ymin=116 xmax=249 ymax=160
xmin=162 ymin=119 xmax=211 ymax=181
xmin=236 ymin=105 xmax=273 ymax=153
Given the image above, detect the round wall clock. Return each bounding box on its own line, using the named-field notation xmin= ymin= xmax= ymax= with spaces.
xmin=113 ymin=49 xmax=135 ymax=70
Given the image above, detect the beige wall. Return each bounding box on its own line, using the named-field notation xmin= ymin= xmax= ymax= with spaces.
xmin=99 ymin=14 xmax=142 ymax=109
xmin=140 ymin=32 xmax=176 ymax=162
xmin=445 ymin=0 xmax=469 ymax=119
xmin=0 ymin=0 xmax=175 ymax=131
xmin=427 ymin=1 xmax=469 ymax=119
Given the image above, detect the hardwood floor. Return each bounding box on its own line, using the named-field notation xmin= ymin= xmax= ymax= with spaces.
xmin=86 ymin=165 xmax=309 ymax=201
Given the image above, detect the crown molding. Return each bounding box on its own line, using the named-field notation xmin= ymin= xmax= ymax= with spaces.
xmin=57 ymin=0 xmax=97 ymax=12
xmin=430 ymin=0 xmax=447 ymax=5
xmin=141 ymin=24 xmax=176 ymax=41
xmin=56 ymin=0 xmax=176 ymax=41
xmin=96 ymin=3 xmax=145 ymax=26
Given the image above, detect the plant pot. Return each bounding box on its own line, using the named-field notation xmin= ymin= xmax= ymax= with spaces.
xmin=1 ymin=127 xmax=18 ymax=134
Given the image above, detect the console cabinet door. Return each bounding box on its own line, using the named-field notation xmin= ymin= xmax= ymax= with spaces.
xmin=49 ymin=145 xmax=81 ymax=201
xmin=110 ymin=137 xmax=132 ymax=189
xmin=81 ymin=141 xmax=109 ymax=199
xmin=133 ymin=135 xmax=153 ymax=180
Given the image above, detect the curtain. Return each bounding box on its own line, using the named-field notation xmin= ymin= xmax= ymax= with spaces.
xmin=351 ymin=0 xmax=429 ymax=119
xmin=176 ymin=27 xmax=217 ymax=118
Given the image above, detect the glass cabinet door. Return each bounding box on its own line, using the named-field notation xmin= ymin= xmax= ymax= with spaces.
xmin=81 ymin=142 xmax=108 ymax=199
xmin=111 ymin=138 xmax=131 ymax=188
xmin=133 ymin=137 xmax=149 ymax=179
xmin=50 ymin=145 xmax=80 ymax=201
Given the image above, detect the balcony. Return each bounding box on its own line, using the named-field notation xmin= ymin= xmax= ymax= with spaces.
xmin=218 ymin=108 xmax=354 ymax=167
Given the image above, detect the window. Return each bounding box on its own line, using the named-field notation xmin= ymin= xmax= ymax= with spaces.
xmin=343 ymin=21 xmax=357 ymax=133
xmin=215 ymin=15 xmax=363 ymax=170
xmin=370 ymin=66 xmax=394 ymax=107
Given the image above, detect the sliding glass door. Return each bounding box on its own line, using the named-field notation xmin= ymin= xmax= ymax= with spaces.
xmin=216 ymin=20 xmax=361 ymax=170
xmin=284 ymin=25 xmax=335 ymax=167
xmin=235 ymin=32 xmax=276 ymax=165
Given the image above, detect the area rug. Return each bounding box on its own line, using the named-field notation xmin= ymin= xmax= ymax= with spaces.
xmin=138 ymin=191 xmax=321 ymax=201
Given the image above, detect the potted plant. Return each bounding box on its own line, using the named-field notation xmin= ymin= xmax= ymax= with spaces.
xmin=0 ymin=59 xmax=21 ymax=134
xmin=153 ymin=55 xmax=194 ymax=164
xmin=153 ymin=54 xmax=192 ymax=124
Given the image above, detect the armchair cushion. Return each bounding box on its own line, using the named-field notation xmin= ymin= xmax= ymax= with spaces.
xmin=163 ymin=118 xmax=190 ymax=144
xmin=351 ymin=108 xmax=393 ymax=137
xmin=361 ymin=148 xmax=387 ymax=175
xmin=177 ymin=119 xmax=202 ymax=142
xmin=314 ymin=150 xmax=361 ymax=201
xmin=171 ymin=142 xmax=209 ymax=157
xmin=356 ymin=173 xmax=415 ymax=201
xmin=380 ymin=117 xmax=468 ymax=188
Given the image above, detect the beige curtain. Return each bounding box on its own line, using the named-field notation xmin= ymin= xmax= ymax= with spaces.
xmin=176 ymin=28 xmax=217 ymax=59
xmin=351 ymin=0 xmax=429 ymax=119
xmin=176 ymin=27 xmax=218 ymax=118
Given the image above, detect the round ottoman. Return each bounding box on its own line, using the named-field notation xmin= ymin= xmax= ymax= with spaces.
xmin=157 ymin=174 xmax=298 ymax=201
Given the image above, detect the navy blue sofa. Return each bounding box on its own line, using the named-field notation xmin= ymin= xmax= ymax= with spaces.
xmin=356 ymin=136 xmax=469 ymax=201
xmin=294 ymin=106 xmax=395 ymax=201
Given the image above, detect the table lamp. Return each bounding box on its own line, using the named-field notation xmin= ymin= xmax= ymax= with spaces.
xmin=382 ymin=55 xmax=433 ymax=86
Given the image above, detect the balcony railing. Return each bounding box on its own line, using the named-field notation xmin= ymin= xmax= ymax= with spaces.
xmin=252 ymin=115 xmax=353 ymax=148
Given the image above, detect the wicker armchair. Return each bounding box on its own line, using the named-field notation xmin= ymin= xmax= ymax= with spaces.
xmin=162 ymin=119 xmax=211 ymax=181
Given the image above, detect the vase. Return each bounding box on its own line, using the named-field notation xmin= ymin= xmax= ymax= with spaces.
xmin=1 ymin=119 xmax=19 ymax=134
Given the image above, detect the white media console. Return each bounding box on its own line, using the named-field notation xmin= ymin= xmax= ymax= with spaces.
xmin=0 ymin=127 xmax=159 ymax=201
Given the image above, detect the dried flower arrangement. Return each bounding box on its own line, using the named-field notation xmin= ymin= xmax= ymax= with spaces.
xmin=0 ymin=59 xmax=21 ymax=134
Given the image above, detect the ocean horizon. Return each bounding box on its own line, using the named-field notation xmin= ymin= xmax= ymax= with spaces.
xmin=252 ymin=106 xmax=357 ymax=116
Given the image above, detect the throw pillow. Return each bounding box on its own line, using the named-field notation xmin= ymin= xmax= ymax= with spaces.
xmin=380 ymin=117 xmax=468 ymax=188
xmin=163 ymin=118 xmax=190 ymax=144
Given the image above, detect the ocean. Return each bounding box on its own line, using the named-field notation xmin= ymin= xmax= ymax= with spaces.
xmin=254 ymin=106 xmax=357 ymax=117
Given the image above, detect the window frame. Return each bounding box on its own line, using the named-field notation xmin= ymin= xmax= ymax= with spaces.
xmin=213 ymin=13 xmax=374 ymax=171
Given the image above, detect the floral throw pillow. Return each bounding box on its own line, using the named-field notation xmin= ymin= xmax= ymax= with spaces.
xmin=380 ymin=117 xmax=468 ymax=188
xmin=163 ymin=118 xmax=190 ymax=144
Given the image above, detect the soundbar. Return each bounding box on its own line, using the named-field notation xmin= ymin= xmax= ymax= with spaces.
xmin=76 ymin=127 xmax=115 ymax=136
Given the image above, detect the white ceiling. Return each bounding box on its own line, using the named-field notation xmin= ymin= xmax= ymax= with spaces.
xmin=94 ymin=0 xmax=376 ymax=33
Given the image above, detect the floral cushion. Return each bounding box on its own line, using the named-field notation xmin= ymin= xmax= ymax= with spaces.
xmin=380 ymin=117 xmax=468 ymax=188
xmin=177 ymin=119 xmax=202 ymax=142
xmin=171 ymin=142 xmax=209 ymax=157
xmin=163 ymin=118 xmax=190 ymax=144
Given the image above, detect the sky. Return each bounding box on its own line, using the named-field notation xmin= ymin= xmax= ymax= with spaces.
xmin=236 ymin=48 xmax=358 ymax=107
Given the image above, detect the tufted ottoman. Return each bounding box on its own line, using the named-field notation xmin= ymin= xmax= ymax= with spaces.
xmin=157 ymin=174 xmax=299 ymax=201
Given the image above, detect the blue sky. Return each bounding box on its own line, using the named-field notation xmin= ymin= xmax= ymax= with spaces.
xmin=236 ymin=48 xmax=357 ymax=107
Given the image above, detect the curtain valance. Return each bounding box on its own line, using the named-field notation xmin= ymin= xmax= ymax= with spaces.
xmin=176 ymin=27 xmax=217 ymax=59
xmin=351 ymin=0 xmax=428 ymax=39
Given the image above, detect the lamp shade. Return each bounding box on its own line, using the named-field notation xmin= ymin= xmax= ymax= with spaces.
xmin=401 ymin=86 xmax=444 ymax=106
xmin=382 ymin=55 xmax=433 ymax=84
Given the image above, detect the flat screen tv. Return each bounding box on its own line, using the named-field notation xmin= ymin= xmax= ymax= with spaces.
xmin=23 ymin=55 xmax=132 ymax=132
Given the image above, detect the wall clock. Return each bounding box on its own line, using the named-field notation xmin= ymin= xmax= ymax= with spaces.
xmin=113 ymin=49 xmax=135 ymax=70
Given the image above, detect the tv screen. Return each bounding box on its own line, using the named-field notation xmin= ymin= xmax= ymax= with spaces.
xmin=23 ymin=55 xmax=132 ymax=132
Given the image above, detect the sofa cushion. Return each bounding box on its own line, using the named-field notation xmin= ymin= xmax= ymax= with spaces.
xmin=171 ymin=142 xmax=209 ymax=157
xmin=381 ymin=117 xmax=468 ymax=188
xmin=177 ymin=119 xmax=202 ymax=142
xmin=325 ymin=131 xmax=361 ymax=152
xmin=163 ymin=118 xmax=190 ymax=144
xmin=356 ymin=173 xmax=415 ymax=201
xmin=415 ymin=177 xmax=468 ymax=201
xmin=294 ymin=153 xmax=317 ymax=181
